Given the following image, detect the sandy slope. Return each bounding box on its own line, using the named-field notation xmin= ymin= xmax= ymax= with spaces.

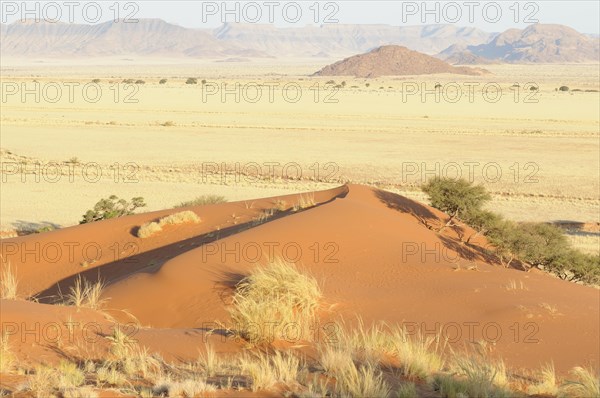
xmin=1 ymin=184 xmax=597 ymax=381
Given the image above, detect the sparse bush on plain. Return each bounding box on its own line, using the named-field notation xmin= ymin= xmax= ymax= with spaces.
xmin=186 ymin=78 xmax=198 ymax=84
xmin=159 ymin=79 xmax=167 ymax=84
xmin=137 ymin=210 xmax=201 ymax=238
xmin=80 ymin=195 xmax=146 ymax=224
xmin=91 ymin=79 xmax=100 ymax=83
xmin=559 ymin=86 xmax=569 ymax=91
xmin=175 ymin=195 xmax=227 ymax=208
xmin=135 ymin=80 xmax=145 ymax=84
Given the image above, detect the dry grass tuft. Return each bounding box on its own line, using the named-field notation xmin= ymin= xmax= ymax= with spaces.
xmin=63 ymin=276 xmax=107 ymax=309
xmin=528 ymin=362 xmax=558 ymax=396
xmin=444 ymin=342 xmax=511 ymax=397
xmin=238 ymin=351 xmax=302 ymax=392
xmin=138 ymin=210 xmax=201 ymax=238
xmin=0 ymin=332 xmax=15 ymax=373
xmin=560 ymin=366 xmax=600 ymax=398
xmin=293 ymin=193 xmax=316 ymax=211
xmin=227 ymin=258 xmax=322 ymax=345
xmin=0 ymin=262 xmax=18 ymax=300
xmin=333 ymin=363 xmax=391 ymax=398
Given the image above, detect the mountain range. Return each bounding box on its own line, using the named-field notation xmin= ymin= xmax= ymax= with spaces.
xmin=1 ymin=19 xmax=598 ymax=63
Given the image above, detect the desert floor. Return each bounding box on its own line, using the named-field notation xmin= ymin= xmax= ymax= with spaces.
xmin=1 ymin=61 xmax=598 ymax=240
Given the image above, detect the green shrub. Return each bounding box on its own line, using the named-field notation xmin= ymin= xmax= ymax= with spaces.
xmin=80 ymin=195 xmax=146 ymax=224
xmin=420 ymin=178 xmax=598 ymax=284
xmin=559 ymin=86 xmax=569 ymax=92
xmin=91 ymin=79 xmax=101 ymax=83
xmin=186 ymin=78 xmax=198 ymax=85
xmin=122 ymin=79 xmax=135 ymax=84
xmin=159 ymin=79 xmax=167 ymax=84
xmin=135 ymin=80 xmax=145 ymax=85
xmin=422 ymin=177 xmax=491 ymax=230
xmin=464 ymin=210 xmax=502 ymax=243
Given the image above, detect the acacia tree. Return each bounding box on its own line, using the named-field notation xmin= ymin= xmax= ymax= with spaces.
xmin=464 ymin=210 xmax=502 ymax=244
xmin=422 ymin=177 xmax=491 ymax=231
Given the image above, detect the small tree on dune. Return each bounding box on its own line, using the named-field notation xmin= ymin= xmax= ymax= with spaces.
xmin=464 ymin=210 xmax=502 ymax=244
xmin=422 ymin=177 xmax=491 ymax=231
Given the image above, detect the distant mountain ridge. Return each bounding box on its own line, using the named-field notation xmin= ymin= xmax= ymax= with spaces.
xmin=1 ymin=19 xmax=597 ymax=63
xmin=437 ymin=24 xmax=599 ymax=64
xmin=0 ymin=19 xmax=494 ymax=58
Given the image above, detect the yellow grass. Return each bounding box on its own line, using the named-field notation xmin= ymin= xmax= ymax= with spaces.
xmin=227 ymin=257 xmax=322 ymax=345
xmin=0 ymin=262 xmax=18 ymax=300
xmin=137 ymin=210 xmax=201 ymax=238
xmin=63 ymin=276 xmax=107 ymax=309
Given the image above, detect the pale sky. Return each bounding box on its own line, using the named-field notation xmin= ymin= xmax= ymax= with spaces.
xmin=1 ymin=1 xmax=599 ymax=34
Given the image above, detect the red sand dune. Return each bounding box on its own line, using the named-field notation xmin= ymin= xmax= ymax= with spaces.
xmin=1 ymin=184 xmax=598 ymax=381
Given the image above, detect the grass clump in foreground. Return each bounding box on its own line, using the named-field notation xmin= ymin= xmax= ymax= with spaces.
xmin=6 ymin=254 xmax=599 ymax=397
xmin=226 ymin=257 xmax=322 ymax=345
xmin=175 ymin=194 xmax=227 ymax=208
xmin=137 ymin=210 xmax=201 ymax=238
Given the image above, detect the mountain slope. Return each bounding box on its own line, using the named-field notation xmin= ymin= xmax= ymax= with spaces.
xmin=438 ymin=24 xmax=599 ymax=63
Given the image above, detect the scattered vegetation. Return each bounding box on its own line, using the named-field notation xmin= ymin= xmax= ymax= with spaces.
xmin=159 ymin=79 xmax=167 ymax=84
xmin=293 ymin=193 xmax=316 ymax=212
xmin=80 ymin=195 xmax=146 ymax=224
xmin=5 ymin=263 xmax=600 ymax=397
xmin=422 ymin=178 xmax=600 ymax=284
xmin=137 ymin=210 xmax=201 ymax=238
xmin=135 ymin=80 xmax=145 ymax=85
xmin=186 ymin=78 xmax=198 ymax=84
xmin=559 ymin=86 xmax=570 ymax=91
xmin=161 ymin=120 xmax=175 ymax=127
xmin=175 ymin=194 xmax=227 ymax=208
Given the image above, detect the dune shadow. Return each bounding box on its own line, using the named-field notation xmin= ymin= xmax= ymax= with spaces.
xmin=36 ymin=189 xmax=349 ymax=303
xmin=374 ymin=190 xmax=438 ymax=228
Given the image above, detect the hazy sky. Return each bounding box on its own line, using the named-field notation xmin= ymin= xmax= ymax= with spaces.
xmin=2 ymin=1 xmax=599 ymax=34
